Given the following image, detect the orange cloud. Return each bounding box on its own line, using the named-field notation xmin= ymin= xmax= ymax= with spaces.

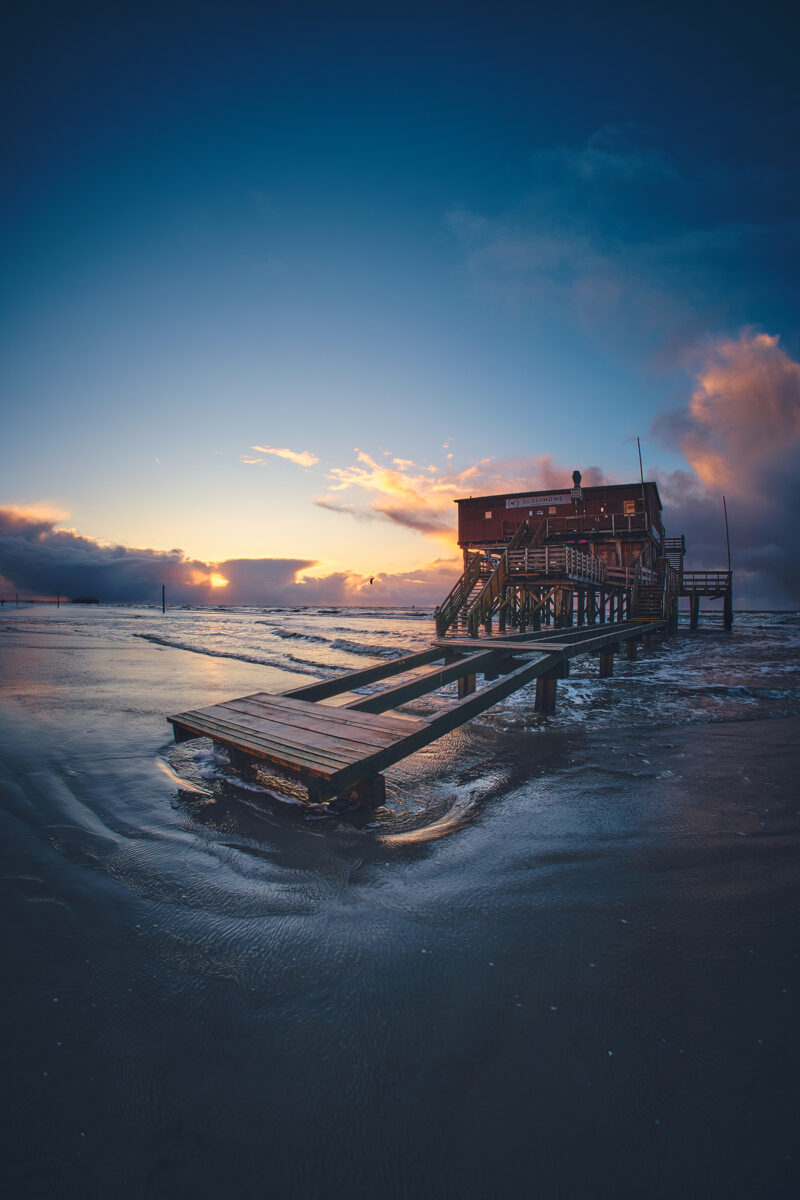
xmin=250 ymin=444 xmax=320 ymax=468
xmin=681 ymin=331 xmax=800 ymax=495
xmin=317 ymin=448 xmax=607 ymax=548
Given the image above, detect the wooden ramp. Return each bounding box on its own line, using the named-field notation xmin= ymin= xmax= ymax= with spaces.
xmin=168 ymin=618 xmax=665 ymax=809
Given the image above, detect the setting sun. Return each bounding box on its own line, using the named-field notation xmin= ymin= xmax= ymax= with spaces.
xmin=209 ymin=574 xmax=229 ymax=588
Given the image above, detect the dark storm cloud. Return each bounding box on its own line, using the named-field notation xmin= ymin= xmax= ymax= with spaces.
xmin=0 ymin=508 xmax=315 ymax=605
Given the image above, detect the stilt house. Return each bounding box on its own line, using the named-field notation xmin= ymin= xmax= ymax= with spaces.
xmin=436 ymin=471 xmax=679 ymax=635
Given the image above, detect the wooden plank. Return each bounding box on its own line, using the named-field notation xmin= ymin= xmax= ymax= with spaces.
xmin=280 ymin=648 xmax=442 ymax=701
xmin=244 ymin=692 xmax=426 ymax=737
xmin=219 ymin=696 xmax=399 ymax=747
xmin=215 ymin=697 xmax=406 ymax=756
xmin=201 ymin=705 xmax=393 ymax=760
xmin=169 ymin=709 xmax=366 ymax=766
xmin=168 ymin=714 xmax=349 ymax=779
xmin=239 ymin=696 xmax=422 ymax=739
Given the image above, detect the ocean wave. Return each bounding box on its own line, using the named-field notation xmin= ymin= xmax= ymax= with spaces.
xmin=132 ymin=632 xmax=324 ymax=676
xmin=328 ymin=638 xmax=403 ymax=659
xmin=271 ymin=629 xmax=330 ymax=644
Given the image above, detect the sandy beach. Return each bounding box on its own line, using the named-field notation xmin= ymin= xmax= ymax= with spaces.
xmin=1 ymin=607 xmax=799 ymax=1198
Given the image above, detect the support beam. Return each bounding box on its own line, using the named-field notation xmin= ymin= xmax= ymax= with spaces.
xmin=348 ymin=650 xmax=499 ymax=714
xmin=283 ymin=647 xmax=441 ymax=701
xmin=626 ymin=638 xmax=638 ymax=660
xmin=723 ymin=588 xmax=733 ymax=631
xmin=689 ymin=592 xmax=700 ymax=631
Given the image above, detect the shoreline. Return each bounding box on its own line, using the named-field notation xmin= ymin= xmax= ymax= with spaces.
xmin=1 ymin=613 xmax=799 ymax=1198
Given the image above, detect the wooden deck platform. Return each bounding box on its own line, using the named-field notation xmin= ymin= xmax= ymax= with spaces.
xmin=168 ymin=618 xmax=666 ymax=809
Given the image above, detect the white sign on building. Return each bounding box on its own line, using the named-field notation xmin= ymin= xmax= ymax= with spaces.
xmin=506 ymin=493 xmax=571 ymax=509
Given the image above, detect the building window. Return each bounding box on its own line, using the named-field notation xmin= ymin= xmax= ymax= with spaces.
xmin=484 ymin=511 xmax=492 ymax=519
xmin=624 ymin=500 xmax=636 ymax=515
xmin=528 ymin=510 xmax=533 ymax=516
xmin=549 ymin=506 xmax=556 ymax=514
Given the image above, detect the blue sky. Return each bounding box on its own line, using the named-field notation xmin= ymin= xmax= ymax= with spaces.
xmin=2 ymin=0 xmax=799 ymax=604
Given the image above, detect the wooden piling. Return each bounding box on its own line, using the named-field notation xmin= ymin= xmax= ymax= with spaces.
xmin=534 ymin=672 xmax=558 ymax=714
xmin=458 ymin=673 xmax=477 ymax=698
xmin=598 ymin=648 xmax=614 ymax=677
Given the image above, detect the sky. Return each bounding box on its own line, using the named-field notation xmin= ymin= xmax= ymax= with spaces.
xmin=2 ymin=0 xmax=799 ymax=607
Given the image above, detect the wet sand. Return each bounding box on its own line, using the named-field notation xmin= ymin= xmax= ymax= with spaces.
xmin=1 ymin=623 xmax=799 ymax=1198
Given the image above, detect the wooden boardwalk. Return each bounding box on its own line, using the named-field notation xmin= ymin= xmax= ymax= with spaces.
xmin=169 ymin=617 xmax=665 ymax=809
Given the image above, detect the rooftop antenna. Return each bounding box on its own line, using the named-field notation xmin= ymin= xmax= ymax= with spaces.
xmin=723 ymin=495 xmax=731 ymax=574
xmin=636 ymin=436 xmax=647 ymax=522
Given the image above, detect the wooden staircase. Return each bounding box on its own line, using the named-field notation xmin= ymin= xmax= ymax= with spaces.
xmin=434 ymin=553 xmax=484 ymax=636
xmin=458 ymin=569 xmax=493 ymax=630
xmin=632 ymin=585 xmax=664 ymax=618
xmin=464 ymin=521 xmax=541 ymax=635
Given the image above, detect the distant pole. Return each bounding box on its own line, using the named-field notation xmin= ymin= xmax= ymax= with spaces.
xmin=162 ymin=584 xmax=166 ymax=614
xmin=723 ymin=495 xmax=731 ymax=574
xmin=57 ymin=592 xmax=60 ymax=608
xmin=16 ymin=593 xmax=18 ymax=606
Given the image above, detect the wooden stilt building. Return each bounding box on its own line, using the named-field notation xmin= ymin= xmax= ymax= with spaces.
xmin=435 ymin=471 xmax=674 ymax=635
xmin=435 ymin=470 xmax=732 ymax=637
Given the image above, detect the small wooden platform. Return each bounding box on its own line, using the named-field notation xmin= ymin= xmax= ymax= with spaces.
xmin=168 ymin=618 xmax=666 ymax=808
xmin=169 ymin=692 xmax=425 ymax=806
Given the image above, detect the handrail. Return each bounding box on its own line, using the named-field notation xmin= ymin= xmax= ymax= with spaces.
xmin=465 ymin=520 xmax=530 ymax=635
xmin=434 ymin=553 xmax=483 ymax=636
xmin=681 ymin=571 xmax=732 ymax=591
xmin=506 ymin=545 xmax=607 ymax=585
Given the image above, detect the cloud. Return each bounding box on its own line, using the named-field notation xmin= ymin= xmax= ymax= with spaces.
xmin=679 ymin=332 xmax=800 ymax=492
xmin=315 ymin=449 xmax=607 ymax=547
xmin=0 ymin=507 xmax=461 ymax=607
xmin=250 ymin=444 xmax=319 ymax=468
xmin=653 ymin=330 xmax=800 ymax=605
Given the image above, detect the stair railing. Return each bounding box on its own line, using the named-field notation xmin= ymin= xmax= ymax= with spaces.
xmin=434 ymin=553 xmax=484 ymax=636
xmin=465 ymin=520 xmax=530 ymax=635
